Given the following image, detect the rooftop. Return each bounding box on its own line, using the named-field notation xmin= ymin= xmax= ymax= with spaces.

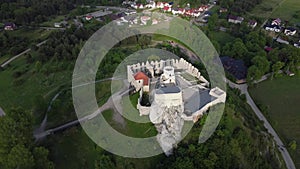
xmin=156 ymin=86 xmax=181 ymax=94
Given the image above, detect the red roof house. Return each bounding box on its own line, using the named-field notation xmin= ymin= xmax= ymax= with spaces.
xmin=134 ymin=72 xmax=149 ymax=86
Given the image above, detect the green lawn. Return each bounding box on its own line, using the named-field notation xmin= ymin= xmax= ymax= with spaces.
xmin=248 ymin=0 xmax=285 ymax=20
xmin=270 ymin=0 xmax=300 ymax=24
xmin=209 ymin=31 xmax=235 ymax=46
xmin=104 ymin=93 xmax=158 ymax=138
xmin=8 ymin=28 xmax=51 ymax=42
xmin=0 ymin=56 xmax=73 ymax=125
xmin=249 ymin=74 xmax=300 ymax=168
xmin=43 ymin=126 xmax=99 ymax=169
xmin=39 ymin=15 xmax=67 ymax=27
xmin=43 ymin=123 xmax=163 ymax=169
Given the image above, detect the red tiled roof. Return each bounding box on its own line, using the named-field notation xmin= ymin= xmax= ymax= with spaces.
xmin=134 ymin=72 xmax=149 ymax=86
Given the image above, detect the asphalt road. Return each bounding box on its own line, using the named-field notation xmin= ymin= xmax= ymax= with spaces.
xmin=227 ymin=79 xmax=296 ymax=169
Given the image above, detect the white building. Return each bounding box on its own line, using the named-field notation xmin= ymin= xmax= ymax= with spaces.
xmin=284 ymin=28 xmax=297 ymax=36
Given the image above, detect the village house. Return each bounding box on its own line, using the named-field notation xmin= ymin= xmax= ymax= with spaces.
xmin=172 ymin=8 xmax=180 ymax=15
xmin=265 ymin=25 xmax=281 ymax=32
xmin=178 ymin=8 xmax=186 ymax=15
xmin=204 ymin=11 xmax=212 ymax=17
xmin=219 ymin=8 xmax=228 ymax=13
xmin=293 ymin=40 xmax=300 ymax=48
xmin=156 ymin=2 xmax=165 ymax=8
xmin=132 ymin=4 xmax=144 ymax=9
xmin=248 ymin=20 xmax=257 ymax=28
xmin=275 ymin=37 xmax=289 ymax=44
xmin=163 ymin=6 xmax=172 ymax=12
xmin=264 ymin=46 xmax=273 ymax=52
xmin=198 ymin=5 xmax=209 ymax=12
xmin=271 ymin=18 xmax=281 ymax=26
xmin=85 ymin=15 xmax=93 ymax=21
xmin=145 ymin=1 xmax=156 ymax=8
xmin=4 ymin=22 xmax=16 ymax=30
xmin=284 ymin=27 xmax=297 ymax=36
xmin=228 ymin=15 xmax=244 ymax=24
xmin=57 ymin=21 xmax=68 ymax=28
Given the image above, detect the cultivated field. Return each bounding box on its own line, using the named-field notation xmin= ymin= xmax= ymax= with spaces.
xmin=249 ymin=74 xmax=300 ymax=168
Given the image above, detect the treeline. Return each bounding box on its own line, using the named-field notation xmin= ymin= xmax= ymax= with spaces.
xmin=0 ymin=0 xmax=125 ymax=25
xmin=0 ymin=108 xmax=54 ymax=169
xmin=0 ymin=31 xmax=29 ymax=56
xmin=211 ymin=30 xmax=300 ymax=82
xmin=0 ymin=0 xmax=77 ymax=25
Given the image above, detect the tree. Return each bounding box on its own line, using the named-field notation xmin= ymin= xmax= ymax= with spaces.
xmin=0 ymin=108 xmax=53 ymax=169
xmin=231 ymin=39 xmax=248 ymax=59
xmin=203 ymin=152 xmax=218 ymax=169
xmin=251 ymin=55 xmax=270 ymax=74
xmin=6 ymin=144 xmax=35 ymax=169
xmin=35 ymin=61 xmax=42 ymax=72
xmin=95 ymin=155 xmax=116 ymax=169
xmin=289 ymin=140 xmax=297 ymax=151
xmin=33 ymin=147 xmax=55 ymax=169
xmin=271 ymin=61 xmax=284 ymax=78
xmin=208 ymin=14 xmax=218 ymax=30
xmin=247 ymin=65 xmax=262 ymax=82
xmin=268 ymin=48 xmax=280 ymax=63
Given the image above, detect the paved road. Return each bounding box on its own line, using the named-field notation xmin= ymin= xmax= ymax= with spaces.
xmin=227 ymin=79 xmax=296 ymax=169
xmin=38 ymin=27 xmax=67 ymax=31
xmin=1 ymin=40 xmax=47 ymax=68
xmin=0 ymin=107 xmax=5 ymax=117
xmin=83 ymin=5 xmax=135 ymax=13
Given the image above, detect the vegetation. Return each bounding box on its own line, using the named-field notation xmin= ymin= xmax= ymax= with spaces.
xmin=249 ymin=74 xmax=300 ymax=169
xmin=0 ymin=108 xmax=54 ymax=169
xmin=270 ymin=0 xmax=300 ymax=24
xmin=218 ymin=0 xmax=263 ymax=14
xmin=40 ymin=88 xmax=286 ymax=169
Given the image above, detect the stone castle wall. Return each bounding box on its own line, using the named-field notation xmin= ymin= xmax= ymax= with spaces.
xmin=127 ymin=58 xmax=209 ymax=86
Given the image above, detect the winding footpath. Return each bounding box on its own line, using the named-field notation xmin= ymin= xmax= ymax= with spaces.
xmin=0 ymin=107 xmax=5 ymax=117
xmin=34 ymin=79 xmax=129 ymax=140
xmin=226 ymin=79 xmax=296 ymax=169
xmin=1 ymin=40 xmax=47 ymax=68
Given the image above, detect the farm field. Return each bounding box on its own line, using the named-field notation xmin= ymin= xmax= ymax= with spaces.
xmin=249 ymin=74 xmax=300 ymax=168
xmin=270 ymin=0 xmax=300 ymax=24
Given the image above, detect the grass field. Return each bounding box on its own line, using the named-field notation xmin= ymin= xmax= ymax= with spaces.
xmin=249 ymin=0 xmax=300 ymax=24
xmin=270 ymin=0 xmax=300 ymax=24
xmin=43 ymin=123 xmax=163 ymax=169
xmin=249 ymin=74 xmax=300 ymax=168
xmin=0 ymin=56 xmax=73 ymax=125
xmin=209 ymin=31 xmax=235 ymax=46
xmin=40 ymin=15 xmax=67 ymax=27
xmin=249 ymin=0 xmax=284 ymax=20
